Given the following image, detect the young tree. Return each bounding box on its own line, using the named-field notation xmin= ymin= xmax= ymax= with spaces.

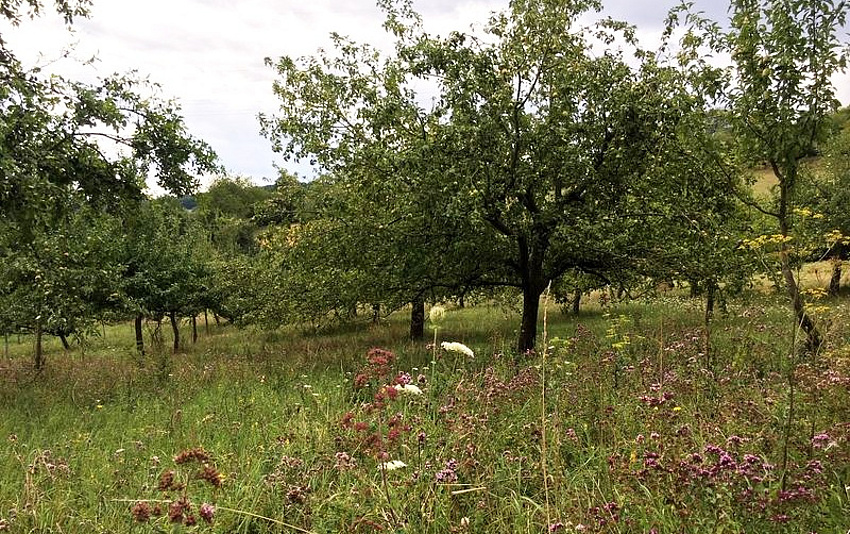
xmin=672 ymin=0 xmax=850 ymax=352
xmin=120 ymin=199 xmax=211 ymax=354
xmin=0 ymin=0 xmax=219 ymax=366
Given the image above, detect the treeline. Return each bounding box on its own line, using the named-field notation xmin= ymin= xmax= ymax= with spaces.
xmin=3 ymin=0 xmax=850 ymax=366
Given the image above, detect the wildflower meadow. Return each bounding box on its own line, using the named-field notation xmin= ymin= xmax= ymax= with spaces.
xmin=1 ymin=289 xmax=849 ymax=533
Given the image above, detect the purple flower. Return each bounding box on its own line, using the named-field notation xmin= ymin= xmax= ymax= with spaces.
xmin=199 ymin=503 xmax=215 ymax=524
xmin=812 ymin=433 xmax=830 ymax=449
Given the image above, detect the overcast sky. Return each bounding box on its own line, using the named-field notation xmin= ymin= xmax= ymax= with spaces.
xmin=3 ymin=0 xmax=845 ymax=192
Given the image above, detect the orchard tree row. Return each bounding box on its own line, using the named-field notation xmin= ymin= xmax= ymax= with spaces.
xmin=254 ymin=0 xmax=850 ymax=353
xmin=4 ymin=0 xmax=850 ymax=366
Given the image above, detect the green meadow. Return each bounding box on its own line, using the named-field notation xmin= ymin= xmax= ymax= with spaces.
xmin=2 ymin=288 xmax=849 ymax=533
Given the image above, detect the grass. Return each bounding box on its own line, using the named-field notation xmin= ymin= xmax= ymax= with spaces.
xmin=2 ymin=291 xmax=850 ymax=533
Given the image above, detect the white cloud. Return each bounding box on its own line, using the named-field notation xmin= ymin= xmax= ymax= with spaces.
xmin=2 ymin=0 xmax=849 ymax=192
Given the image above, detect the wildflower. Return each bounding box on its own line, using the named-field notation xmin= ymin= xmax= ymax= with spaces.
xmin=198 ymin=464 xmax=224 ymax=488
xmin=199 ymin=503 xmax=215 ymax=524
xmin=672 ymin=406 xmax=682 ymax=412
xmin=429 ymin=305 xmax=446 ymax=325
xmin=377 ymin=459 xmax=407 ymax=471
xmin=548 ymin=522 xmax=565 ymax=532
xmin=393 ymin=384 xmax=424 ymax=396
xmin=158 ymin=469 xmax=180 ymax=491
xmin=131 ymin=501 xmax=152 ymax=522
xmin=441 ymin=341 xmax=474 ymax=358
xmin=174 ymin=447 xmax=211 ymax=465
xmin=334 ymin=452 xmax=357 ymax=470
xmin=168 ymin=498 xmax=188 ymax=524
xmin=436 ymin=458 xmax=459 ymax=482
xmin=812 ymin=433 xmax=830 ymax=449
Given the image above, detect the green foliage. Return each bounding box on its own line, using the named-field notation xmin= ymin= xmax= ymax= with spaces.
xmin=0 ymin=0 xmax=219 ymax=361
xmin=120 ymin=199 xmax=212 ymax=321
xmin=261 ymin=0 xmax=741 ymax=352
xmin=0 ymin=201 xmax=122 ymax=341
xmin=669 ymin=0 xmax=850 ymax=352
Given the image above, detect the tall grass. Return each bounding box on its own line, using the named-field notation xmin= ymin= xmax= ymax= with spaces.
xmin=1 ymin=293 xmax=849 ymax=532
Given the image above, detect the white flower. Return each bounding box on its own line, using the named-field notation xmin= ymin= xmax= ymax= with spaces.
xmin=394 ymin=384 xmax=424 ymax=395
xmin=441 ymin=341 xmax=474 ymax=358
xmin=429 ymin=305 xmax=446 ymax=326
xmin=377 ymin=460 xmax=407 ymax=471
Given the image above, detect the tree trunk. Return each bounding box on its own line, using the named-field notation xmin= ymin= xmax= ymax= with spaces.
xmin=204 ymin=309 xmax=210 ymax=334
xmin=689 ymin=278 xmax=701 ymax=298
xmin=34 ymin=320 xmax=44 ymax=370
xmin=192 ymin=315 xmax=198 ymax=344
xmin=829 ymin=257 xmax=842 ymax=297
xmin=518 ymin=284 xmax=543 ymax=354
xmin=781 ymin=258 xmax=823 ymax=353
xmin=169 ymin=312 xmax=180 ymax=353
xmin=371 ymin=304 xmax=380 ymax=325
xmin=704 ymin=281 xmax=716 ymax=367
xmin=213 ymin=313 xmax=220 ymax=326
xmin=409 ymin=296 xmax=425 ymax=340
xmin=134 ymin=314 xmax=145 ymax=356
xmin=777 ymin=163 xmax=822 ymax=353
xmin=58 ymin=332 xmax=70 ymax=351
xmin=572 ymin=288 xmax=582 ymax=316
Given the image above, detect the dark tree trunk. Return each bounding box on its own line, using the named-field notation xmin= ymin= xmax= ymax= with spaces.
xmin=58 ymin=332 xmax=70 ymax=351
xmin=169 ymin=312 xmax=180 ymax=353
xmin=409 ymin=296 xmax=425 ymax=340
xmin=516 ymin=235 xmax=547 ymax=354
xmin=829 ymin=257 xmax=842 ymax=297
xmin=34 ymin=321 xmax=44 ymax=370
xmin=213 ymin=313 xmax=220 ymax=326
xmin=689 ymin=279 xmax=701 ymax=298
xmin=704 ymin=280 xmax=716 ymax=367
xmin=192 ymin=315 xmax=198 ymax=344
xmin=134 ymin=314 xmax=145 ymax=356
xmin=372 ymin=304 xmax=380 ymax=324
xmin=518 ymin=284 xmax=543 ymax=354
xmin=705 ymin=282 xmax=716 ymax=322
xmin=572 ymin=288 xmax=582 ymax=316
xmin=204 ymin=309 xmax=210 ymax=334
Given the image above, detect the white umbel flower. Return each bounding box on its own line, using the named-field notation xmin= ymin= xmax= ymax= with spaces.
xmin=393 ymin=384 xmax=424 ymax=395
xmin=429 ymin=304 xmax=447 ymax=325
xmin=377 ymin=460 xmax=407 ymax=471
xmin=441 ymin=341 xmax=474 ymax=358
